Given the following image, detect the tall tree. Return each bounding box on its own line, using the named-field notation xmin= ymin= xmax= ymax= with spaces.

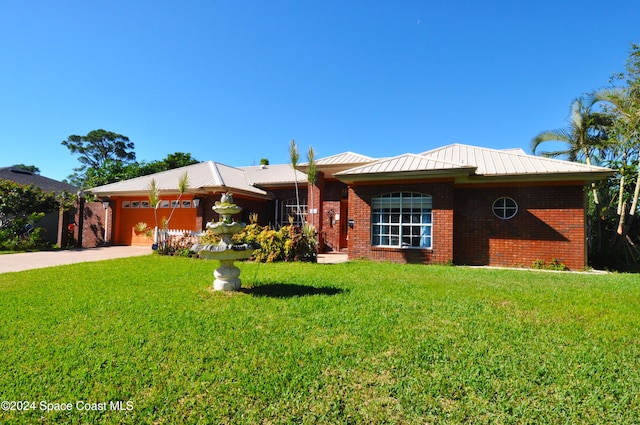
xmin=591 ymin=44 xmax=640 ymax=264
xmin=62 ymin=129 xmax=135 ymax=187
xmin=62 ymin=129 xmax=135 ymax=171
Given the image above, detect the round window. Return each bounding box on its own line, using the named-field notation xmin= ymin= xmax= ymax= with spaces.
xmin=492 ymin=197 xmax=518 ymax=220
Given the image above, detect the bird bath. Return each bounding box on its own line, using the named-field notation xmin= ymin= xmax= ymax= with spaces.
xmin=193 ymin=193 xmax=258 ymax=291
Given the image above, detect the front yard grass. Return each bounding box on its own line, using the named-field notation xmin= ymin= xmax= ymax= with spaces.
xmin=1 ymin=256 xmax=639 ymax=424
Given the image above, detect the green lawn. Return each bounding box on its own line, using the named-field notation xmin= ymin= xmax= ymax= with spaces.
xmin=1 ymin=256 xmax=639 ymax=424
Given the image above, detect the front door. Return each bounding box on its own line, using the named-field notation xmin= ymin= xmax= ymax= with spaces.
xmin=339 ymin=198 xmax=348 ymax=250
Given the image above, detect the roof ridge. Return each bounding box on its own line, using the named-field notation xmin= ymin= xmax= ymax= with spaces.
xmin=371 ymin=152 xmax=466 ymax=166
xmin=207 ymin=161 xmax=225 ymax=186
xmin=315 ymin=151 xmax=375 ymax=161
xmin=423 ymin=143 xmax=610 ymax=169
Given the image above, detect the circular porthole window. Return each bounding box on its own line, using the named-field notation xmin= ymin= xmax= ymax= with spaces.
xmin=492 ymin=197 xmax=518 ymax=220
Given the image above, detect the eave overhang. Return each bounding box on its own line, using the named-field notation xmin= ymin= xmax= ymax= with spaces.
xmin=88 ymin=186 xmax=273 ymax=200
xmin=335 ymin=167 xmax=477 ymax=184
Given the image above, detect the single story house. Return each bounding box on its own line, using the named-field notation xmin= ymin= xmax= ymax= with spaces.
xmin=87 ymin=143 xmax=613 ymax=270
xmin=0 ymin=166 xmax=78 ymax=245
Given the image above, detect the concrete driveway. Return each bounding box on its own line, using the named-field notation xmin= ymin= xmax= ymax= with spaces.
xmin=0 ymin=247 xmax=348 ymax=274
xmin=0 ymin=246 xmax=152 ymax=274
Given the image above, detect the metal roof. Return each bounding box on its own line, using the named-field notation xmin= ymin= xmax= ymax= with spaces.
xmin=88 ymin=161 xmax=268 ymax=197
xmin=240 ymin=164 xmax=307 ymax=186
xmin=420 ymin=144 xmax=613 ymax=176
xmin=87 ymin=144 xmax=615 ymax=196
xmin=336 ymin=153 xmax=475 ymax=176
xmin=336 ymin=144 xmax=613 ymax=183
xmin=313 ymin=151 xmax=375 ymax=166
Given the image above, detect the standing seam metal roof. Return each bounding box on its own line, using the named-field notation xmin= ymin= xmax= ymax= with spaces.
xmin=88 ymin=161 xmax=267 ymax=196
xmin=420 ymin=144 xmax=612 ymax=176
xmin=240 ymin=164 xmax=307 ymax=185
xmin=336 ymin=153 xmax=474 ymax=175
xmin=312 ymin=151 xmax=375 ymax=166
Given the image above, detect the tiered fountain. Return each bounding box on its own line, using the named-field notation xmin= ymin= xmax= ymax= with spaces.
xmin=194 ymin=193 xmax=258 ymax=291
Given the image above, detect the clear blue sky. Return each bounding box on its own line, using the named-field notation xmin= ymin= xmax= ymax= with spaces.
xmin=1 ymin=0 xmax=638 ymax=182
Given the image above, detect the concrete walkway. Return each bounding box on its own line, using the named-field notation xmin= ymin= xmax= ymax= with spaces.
xmin=317 ymin=252 xmax=349 ymax=264
xmin=0 ymin=246 xmax=152 ymax=274
xmin=0 ymin=247 xmax=348 ymax=274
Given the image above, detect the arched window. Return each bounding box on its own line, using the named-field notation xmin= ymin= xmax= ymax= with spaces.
xmin=280 ymin=198 xmax=307 ymax=226
xmin=371 ymin=192 xmax=432 ymax=248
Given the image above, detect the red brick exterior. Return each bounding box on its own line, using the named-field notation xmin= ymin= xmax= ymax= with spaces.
xmin=316 ymin=178 xmax=348 ymax=252
xmin=454 ymin=183 xmax=586 ymax=270
xmin=73 ymin=201 xmax=110 ymax=248
xmin=309 ymin=171 xmax=324 ymax=232
xmin=347 ymin=181 xmax=455 ymax=264
xmin=342 ymin=180 xmax=587 ymax=269
xmin=77 ymin=172 xmax=589 ymax=270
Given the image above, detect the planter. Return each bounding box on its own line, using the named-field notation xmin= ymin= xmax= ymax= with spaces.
xmin=131 ymin=228 xmax=154 ymax=247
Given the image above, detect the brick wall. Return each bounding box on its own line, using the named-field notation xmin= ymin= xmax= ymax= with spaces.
xmin=309 ymin=172 xmax=324 ymax=231
xmin=319 ymin=179 xmax=347 ymax=252
xmin=453 ymin=184 xmax=586 ymax=270
xmin=75 ymin=201 xmax=109 ymax=248
xmin=347 ymin=181 xmax=455 ymax=264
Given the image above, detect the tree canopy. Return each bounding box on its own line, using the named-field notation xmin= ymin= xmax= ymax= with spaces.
xmin=62 ymin=129 xmax=199 ymax=189
xmin=11 ymin=164 xmax=41 ymax=174
xmin=532 ymin=43 xmax=640 ymax=269
xmin=62 ymin=129 xmax=136 ymax=172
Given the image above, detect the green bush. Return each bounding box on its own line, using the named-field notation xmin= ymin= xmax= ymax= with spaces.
xmin=237 ymin=223 xmax=316 ymax=262
xmin=198 ymin=222 xmax=317 ymax=262
xmin=0 ymin=214 xmax=49 ymax=251
xmin=0 ymin=180 xmax=57 ymax=251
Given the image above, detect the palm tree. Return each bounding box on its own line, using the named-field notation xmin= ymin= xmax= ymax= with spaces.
xmin=593 ymin=87 xmax=640 ymax=247
xmin=531 ymin=96 xmax=610 ymax=204
xmin=531 ymin=96 xmax=613 ymax=255
xmin=531 ymin=97 xmax=608 ymax=161
xmin=289 ymin=139 xmax=302 ymax=224
xmin=306 ymin=145 xmax=317 ymax=225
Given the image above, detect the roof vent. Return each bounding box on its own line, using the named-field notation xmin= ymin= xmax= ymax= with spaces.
xmin=10 ymin=167 xmax=34 ymax=175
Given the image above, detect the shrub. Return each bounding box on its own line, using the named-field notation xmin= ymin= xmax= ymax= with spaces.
xmin=0 ymin=213 xmax=49 ymax=251
xmin=197 ymin=222 xmax=317 ymax=263
xmin=532 ymin=258 xmax=568 ymax=271
xmin=0 ymin=180 xmax=57 ymax=251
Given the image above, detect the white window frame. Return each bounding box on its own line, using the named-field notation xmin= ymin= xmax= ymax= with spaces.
xmin=280 ymin=198 xmax=308 ymax=226
xmin=371 ymin=192 xmax=432 ymax=249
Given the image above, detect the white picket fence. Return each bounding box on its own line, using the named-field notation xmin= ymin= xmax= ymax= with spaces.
xmin=156 ymin=228 xmax=204 ymax=249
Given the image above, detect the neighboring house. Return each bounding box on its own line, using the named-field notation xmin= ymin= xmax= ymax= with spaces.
xmin=0 ymin=167 xmax=78 ymax=244
xmin=87 ymin=144 xmax=613 ymax=270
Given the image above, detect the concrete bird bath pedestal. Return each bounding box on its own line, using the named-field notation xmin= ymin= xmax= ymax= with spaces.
xmin=193 ymin=193 xmax=258 ymax=291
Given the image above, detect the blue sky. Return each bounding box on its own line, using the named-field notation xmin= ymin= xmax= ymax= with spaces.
xmin=1 ymin=1 xmax=638 ymax=182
